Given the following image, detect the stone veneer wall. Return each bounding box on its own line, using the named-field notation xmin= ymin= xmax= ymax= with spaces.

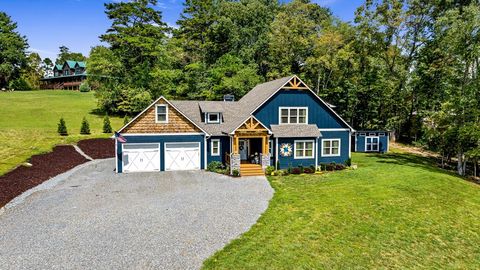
xmin=260 ymin=153 xmax=270 ymax=169
xmin=230 ymin=154 xmax=241 ymax=175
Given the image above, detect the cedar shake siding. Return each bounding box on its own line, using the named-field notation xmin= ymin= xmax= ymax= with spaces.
xmin=122 ymin=99 xmax=202 ymax=134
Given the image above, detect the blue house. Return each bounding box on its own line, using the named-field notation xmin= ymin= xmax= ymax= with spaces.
xmin=115 ymin=75 xmax=358 ymax=175
xmin=353 ymin=130 xmax=390 ymax=153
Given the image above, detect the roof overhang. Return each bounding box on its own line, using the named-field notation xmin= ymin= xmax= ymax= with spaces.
xmin=229 ymin=115 xmax=272 ymax=135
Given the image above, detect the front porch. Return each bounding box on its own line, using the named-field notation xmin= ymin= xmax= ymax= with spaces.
xmin=226 ymin=116 xmax=271 ymax=176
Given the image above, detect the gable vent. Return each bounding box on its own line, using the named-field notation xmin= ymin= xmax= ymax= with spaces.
xmin=223 ymin=94 xmax=235 ymax=102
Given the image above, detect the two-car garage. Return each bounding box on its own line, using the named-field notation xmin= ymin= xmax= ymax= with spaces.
xmin=119 ymin=140 xmax=203 ymax=173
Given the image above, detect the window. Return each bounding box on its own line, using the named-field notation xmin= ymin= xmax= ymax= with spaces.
xmin=294 ymin=140 xmax=314 ymax=159
xmin=322 ymin=139 xmax=341 ymax=157
xmin=359 ymin=133 xmax=366 ymax=136
xmin=366 ymin=136 xmax=379 ymax=152
xmin=269 ymin=140 xmax=273 ymax=155
xmin=64 ymin=70 xmax=69 ymax=75
xmin=155 ymin=104 xmax=168 ymax=123
xmin=211 ymin=139 xmax=220 ymax=156
xmin=279 ymin=107 xmax=308 ymax=124
xmin=206 ymin=113 xmax=220 ymax=124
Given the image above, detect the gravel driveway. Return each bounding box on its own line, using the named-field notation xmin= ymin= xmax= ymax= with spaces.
xmin=0 ymin=159 xmax=273 ymax=270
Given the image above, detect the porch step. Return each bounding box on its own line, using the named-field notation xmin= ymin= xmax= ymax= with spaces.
xmin=240 ymin=164 xmax=264 ymax=176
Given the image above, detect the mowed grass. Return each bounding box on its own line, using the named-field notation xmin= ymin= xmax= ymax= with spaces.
xmin=0 ymin=90 xmax=123 ymax=175
xmin=204 ymin=151 xmax=480 ymax=269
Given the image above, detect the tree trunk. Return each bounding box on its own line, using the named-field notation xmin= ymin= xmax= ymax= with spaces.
xmin=457 ymin=151 xmax=465 ymax=176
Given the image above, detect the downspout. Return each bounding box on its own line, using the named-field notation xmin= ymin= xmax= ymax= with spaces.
xmin=275 ymin=137 xmax=279 ymax=170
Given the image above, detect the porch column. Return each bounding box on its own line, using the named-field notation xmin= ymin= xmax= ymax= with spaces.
xmin=234 ymin=136 xmax=239 ymax=154
xmin=260 ymin=135 xmax=271 ymax=169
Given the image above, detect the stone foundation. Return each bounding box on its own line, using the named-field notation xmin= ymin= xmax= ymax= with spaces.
xmin=260 ymin=153 xmax=270 ymax=170
xmin=230 ymin=154 xmax=241 ymax=175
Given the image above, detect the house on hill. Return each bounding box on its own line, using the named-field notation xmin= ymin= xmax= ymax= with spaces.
xmin=114 ymin=75 xmax=384 ymax=176
xmin=40 ymin=60 xmax=87 ymax=90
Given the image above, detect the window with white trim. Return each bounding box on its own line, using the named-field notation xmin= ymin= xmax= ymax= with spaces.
xmin=269 ymin=140 xmax=273 ymax=155
xmin=206 ymin=113 xmax=221 ymax=124
xmin=279 ymin=107 xmax=307 ymax=124
xmin=294 ymin=140 xmax=314 ymax=159
xmin=366 ymin=136 xmax=379 ymax=152
xmin=211 ymin=139 xmax=220 ymax=156
xmin=156 ymin=104 xmax=168 ymax=123
xmin=322 ymin=139 xmax=341 ymax=156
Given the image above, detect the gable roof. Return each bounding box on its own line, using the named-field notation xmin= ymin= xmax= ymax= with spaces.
xmin=65 ymin=60 xmax=77 ymax=69
xmin=117 ymin=96 xmax=210 ymax=135
xmin=271 ymin=124 xmax=321 ymax=138
xmin=75 ymin=61 xmax=86 ymax=68
xmin=120 ymin=75 xmax=353 ymax=136
xmin=54 ymin=64 xmax=63 ymax=71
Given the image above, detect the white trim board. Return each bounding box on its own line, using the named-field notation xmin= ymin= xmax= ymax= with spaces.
xmin=211 ymin=139 xmax=221 ymax=156
xmin=278 ymin=107 xmax=309 ymax=125
xmin=318 ymin=128 xmax=351 ymax=132
xmin=293 ymin=140 xmax=315 ymax=159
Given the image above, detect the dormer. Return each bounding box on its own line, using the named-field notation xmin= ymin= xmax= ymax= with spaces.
xmin=199 ymin=102 xmax=224 ymax=124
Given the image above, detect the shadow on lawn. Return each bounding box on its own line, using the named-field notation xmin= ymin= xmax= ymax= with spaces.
xmin=369 ymin=152 xmax=461 ymax=178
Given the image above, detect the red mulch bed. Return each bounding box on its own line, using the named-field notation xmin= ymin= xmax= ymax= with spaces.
xmin=0 ymin=145 xmax=88 ymax=208
xmin=77 ymin=138 xmax=115 ymax=159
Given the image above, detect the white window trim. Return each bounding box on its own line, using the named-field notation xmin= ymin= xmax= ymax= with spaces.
xmin=321 ymin=139 xmax=341 ymax=157
xmin=365 ymin=136 xmax=379 ymax=152
xmin=155 ymin=104 xmax=168 ymax=123
xmin=294 ymin=140 xmax=315 ymax=159
xmin=211 ymin=139 xmax=220 ymax=156
xmin=359 ymin=133 xmax=366 ymax=136
xmin=378 ymin=133 xmax=385 ymax=136
xmin=278 ymin=107 xmax=308 ymax=125
xmin=206 ymin=112 xmax=221 ymax=124
xmin=269 ymin=140 xmax=273 ymax=155
xmin=369 ymin=132 xmax=376 ymax=136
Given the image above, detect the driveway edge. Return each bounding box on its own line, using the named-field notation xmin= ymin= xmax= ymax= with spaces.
xmin=0 ymin=158 xmax=114 ymax=216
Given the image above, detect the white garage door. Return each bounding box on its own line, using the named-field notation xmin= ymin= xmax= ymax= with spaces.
xmin=165 ymin=142 xmax=201 ymax=171
xmin=122 ymin=143 xmax=160 ymax=173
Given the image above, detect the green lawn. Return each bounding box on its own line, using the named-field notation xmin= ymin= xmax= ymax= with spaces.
xmin=0 ymin=90 xmax=123 ymax=175
xmin=204 ymin=150 xmax=480 ymax=269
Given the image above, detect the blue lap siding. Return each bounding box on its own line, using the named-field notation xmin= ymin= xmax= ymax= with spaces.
xmin=253 ymin=90 xmax=350 ymax=129
xmin=116 ymin=134 xmax=205 ymax=172
xmin=206 ymin=136 xmax=231 ymax=164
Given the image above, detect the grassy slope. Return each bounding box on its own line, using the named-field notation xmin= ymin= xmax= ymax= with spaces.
xmin=0 ymin=90 xmax=123 ymax=175
xmin=203 ymin=150 xmax=480 ymax=269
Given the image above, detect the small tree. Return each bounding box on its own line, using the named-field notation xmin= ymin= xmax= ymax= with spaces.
xmin=103 ymin=115 xmax=112 ymax=133
xmin=79 ymin=82 xmax=91 ymax=92
xmin=80 ymin=117 xmax=90 ymax=135
xmin=57 ymin=117 xmax=68 ymax=136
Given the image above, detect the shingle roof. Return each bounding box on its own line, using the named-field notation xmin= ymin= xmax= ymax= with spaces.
xmin=198 ymin=101 xmax=226 ymax=113
xmin=271 ymin=124 xmax=322 ymax=138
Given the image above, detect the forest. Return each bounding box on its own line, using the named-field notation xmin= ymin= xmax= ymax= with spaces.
xmin=1 ymin=0 xmax=479 ymax=176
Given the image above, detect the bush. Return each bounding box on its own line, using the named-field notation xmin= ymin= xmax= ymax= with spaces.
xmin=103 ymin=115 xmax=112 ymax=133
xmin=335 ymin=164 xmax=346 ymax=170
xmin=80 ymin=117 xmax=90 ymax=135
xmin=9 ymin=77 xmax=31 ymax=91
xmin=303 ymin=167 xmax=315 ymax=174
xmin=232 ymin=169 xmax=240 ymax=177
xmin=265 ymin=166 xmax=275 ymax=175
xmin=207 ymin=161 xmax=223 ymax=172
xmin=57 ymin=117 xmax=68 ymax=136
xmin=215 ymin=168 xmax=228 ymax=175
xmin=79 ymin=82 xmax=91 ymax=92
xmin=326 ymin=163 xmax=335 ymax=171
xmin=345 ymin=158 xmax=352 ymax=167
xmin=291 ymin=167 xmax=302 ymax=174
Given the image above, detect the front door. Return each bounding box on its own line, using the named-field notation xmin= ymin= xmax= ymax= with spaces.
xmin=239 ymin=139 xmax=249 ymax=160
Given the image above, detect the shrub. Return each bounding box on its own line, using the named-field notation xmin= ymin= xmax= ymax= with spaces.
xmin=335 ymin=164 xmax=346 ymax=170
xmin=232 ymin=169 xmax=240 ymax=177
xmin=215 ymin=168 xmax=228 ymax=175
xmin=103 ymin=115 xmax=112 ymax=133
xmin=320 ymin=163 xmax=327 ymax=171
xmin=265 ymin=166 xmax=275 ymax=175
xmin=303 ymin=167 xmax=314 ymax=174
xmin=57 ymin=117 xmax=68 ymax=136
xmin=345 ymin=158 xmax=352 ymax=167
xmin=326 ymin=163 xmax=335 ymax=171
xmin=291 ymin=167 xmax=302 ymax=174
xmin=207 ymin=161 xmax=223 ymax=172
xmin=79 ymin=82 xmax=91 ymax=92
xmin=299 ymin=165 xmax=304 ymax=173
xmin=9 ymin=77 xmax=31 ymax=91
xmin=309 ymin=165 xmax=316 ymax=172
xmin=80 ymin=117 xmax=90 ymax=135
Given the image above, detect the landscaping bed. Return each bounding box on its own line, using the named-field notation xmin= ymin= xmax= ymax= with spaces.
xmin=0 ymin=145 xmax=88 ymax=208
xmin=77 ymin=138 xmax=115 ymax=159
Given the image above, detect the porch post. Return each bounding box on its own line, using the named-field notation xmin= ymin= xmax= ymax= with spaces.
xmin=260 ymin=135 xmax=271 ymax=170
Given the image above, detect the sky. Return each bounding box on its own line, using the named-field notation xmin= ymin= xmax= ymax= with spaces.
xmin=1 ymin=0 xmax=363 ymax=61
